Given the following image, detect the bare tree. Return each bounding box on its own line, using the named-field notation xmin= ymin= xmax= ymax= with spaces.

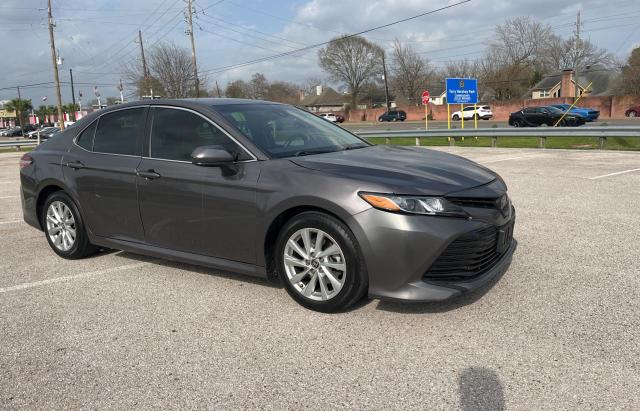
xmin=390 ymin=40 xmax=432 ymax=105
xmin=247 ymin=73 xmax=269 ymax=100
xmin=619 ymin=47 xmax=640 ymax=96
xmin=225 ymin=80 xmax=248 ymax=98
xmin=149 ymin=42 xmax=203 ymax=98
xmin=266 ymin=81 xmax=301 ymax=104
xmin=318 ymin=35 xmax=382 ymax=108
xmin=543 ymin=34 xmax=616 ymax=71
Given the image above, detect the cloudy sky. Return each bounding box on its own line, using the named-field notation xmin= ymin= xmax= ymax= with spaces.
xmin=1 ymin=0 xmax=638 ymax=106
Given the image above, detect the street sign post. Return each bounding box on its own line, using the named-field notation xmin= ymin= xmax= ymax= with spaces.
xmin=421 ymin=90 xmax=430 ymax=132
xmin=446 ymin=78 xmax=478 ymax=130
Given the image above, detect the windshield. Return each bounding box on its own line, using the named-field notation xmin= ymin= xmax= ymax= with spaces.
xmin=215 ymin=104 xmax=370 ymax=158
xmin=546 ymin=106 xmax=564 ymax=114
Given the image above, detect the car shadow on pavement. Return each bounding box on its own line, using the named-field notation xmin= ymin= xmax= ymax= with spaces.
xmin=118 ymin=252 xmax=282 ymax=289
xmin=458 ymin=367 xmax=506 ymax=411
xmin=373 ymin=243 xmax=516 ymax=314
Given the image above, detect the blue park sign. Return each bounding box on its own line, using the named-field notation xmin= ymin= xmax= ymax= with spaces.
xmin=446 ymin=78 xmax=478 ymax=104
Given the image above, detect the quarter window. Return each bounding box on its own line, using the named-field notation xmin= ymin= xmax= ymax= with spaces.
xmin=149 ymin=107 xmax=252 ymax=162
xmin=93 ymin=108 xmax=146 ymax=156
xmin=76 ymin=120 xmax=97 ymax=151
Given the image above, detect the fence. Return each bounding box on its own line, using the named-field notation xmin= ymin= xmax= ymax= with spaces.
xmin=354 ymin=126 xmax=640 ymax=149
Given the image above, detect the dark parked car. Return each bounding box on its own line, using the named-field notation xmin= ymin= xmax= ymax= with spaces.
xmin=625 ymin=105 xmax=640 ymax=117
xmin=20 ymin=99 xmax=515 ymax=312
xmin=550 ymin=104 xmax=599 ymax=121
xmin=39 ymin=127 xmax=60 ymax=140
xmin=4 ymin=127 xmax=24 ymax=137
xmin=378 ymin=110 xmax=407 ymax=122
xmin=508 ymin=106 xmax=585 ymax=127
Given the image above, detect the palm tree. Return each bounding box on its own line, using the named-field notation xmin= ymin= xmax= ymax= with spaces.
xmin=4 ymin=98 xmax=33 ymax=132
xmin=35 ymin=105 xmax=55 ymax=125
xmin=63 ymin=103 xmax=80 ymax=121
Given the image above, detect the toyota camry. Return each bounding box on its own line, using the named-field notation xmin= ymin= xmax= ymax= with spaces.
xmin=20 ymin=99 xmax=516 ymax=312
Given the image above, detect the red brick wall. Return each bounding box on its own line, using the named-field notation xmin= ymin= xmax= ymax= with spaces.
xmin=344 ymin=95 xmax=640 ymax=122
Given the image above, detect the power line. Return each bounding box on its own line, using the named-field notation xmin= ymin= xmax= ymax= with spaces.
xmin=200 ymin=0 xmax=472 ymax=75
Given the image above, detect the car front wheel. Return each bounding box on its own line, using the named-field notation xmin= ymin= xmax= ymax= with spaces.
xmin=276 ymin=212 xmax=368 ymax=312
xmin=629 ymin=111 xmax=637 ymax=117
xmin=42 ymin=191 xmax=97 ymax=259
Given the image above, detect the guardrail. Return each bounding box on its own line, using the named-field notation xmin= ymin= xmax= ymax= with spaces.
xmin=0 ymin=140 xmax=38 ymax=150
xmin=354 ymin=126 xmax=640 ymax=149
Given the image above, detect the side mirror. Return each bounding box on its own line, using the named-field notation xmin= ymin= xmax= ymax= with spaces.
xmin=191 ymin=145 xmax=234 ymax=167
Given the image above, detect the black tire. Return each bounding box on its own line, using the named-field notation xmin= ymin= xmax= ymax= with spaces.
xmin=474 ymin=114 xmax=480 ymax=120
xmin=452 ymin=114 xmax=460 ymax=121
xmin=42 ymin=191 xmax=98 ymax=259
xmin=275 ymin=211 xmax=368 ymax=313
xmin=513 ymin=119 xmax=524 ymax=127
xmin=628 ymin=111 xmax=637 ymax=118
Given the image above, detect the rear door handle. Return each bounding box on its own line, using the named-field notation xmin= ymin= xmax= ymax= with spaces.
xmin=136 ymin=169 xmax=161 ymax=180
xmin=65 ymin=161 xmax=85 ymax=170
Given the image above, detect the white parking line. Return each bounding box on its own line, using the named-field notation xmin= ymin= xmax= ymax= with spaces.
xmin=0 ymin=261 xmax=151 ymax=294
xmin=0 ymin=220 xmax=22 ymax=225
xmin=481 ymin=156 xmax=526 ymax=164
xmin=588 ymin=168 xmax=640 ymax=180
xmin=0 ymin=196 xmax=18 ymax=199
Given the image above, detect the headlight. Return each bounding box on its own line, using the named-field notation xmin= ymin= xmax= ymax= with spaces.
xmin=359 ymin=192 xmax=469 ymax=218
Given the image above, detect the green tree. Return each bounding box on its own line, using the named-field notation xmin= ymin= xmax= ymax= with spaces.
xmin=35 ymin=105 xmax=55 ymax=125
xmin=4 ymin=98 xmax=33 ymax=132
xmin=63 ymin=103 xmax=79 ymax=121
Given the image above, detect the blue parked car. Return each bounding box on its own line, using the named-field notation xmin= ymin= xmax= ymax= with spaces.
xmin=550 ymin=104 xmax=599 ymax=122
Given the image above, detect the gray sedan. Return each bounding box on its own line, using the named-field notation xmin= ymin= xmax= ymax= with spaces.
xmin=20 ymin=99 xmax=515 ymax=312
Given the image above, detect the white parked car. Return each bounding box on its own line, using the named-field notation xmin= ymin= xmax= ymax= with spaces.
xmin=451 ymin=105 xmax=493 ymax=121
xmin=318 ymin=113 xmax=338 ymax=122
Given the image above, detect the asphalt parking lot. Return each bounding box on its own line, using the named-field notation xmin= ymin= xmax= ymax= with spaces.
xmin=1 ymin=148 xmax=639 ymax=409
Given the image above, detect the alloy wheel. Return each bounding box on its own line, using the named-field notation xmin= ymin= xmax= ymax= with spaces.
xmin=46 ymin=201 xmax=76 ymax=252
xmin=283 ymin=228 xmax=346 ymax=301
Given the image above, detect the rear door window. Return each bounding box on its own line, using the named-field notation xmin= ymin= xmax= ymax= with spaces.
xmin=76 ymin=120 xmax=97 ymax=151
xmin=93 ymin=108 xmax=146 ymax=156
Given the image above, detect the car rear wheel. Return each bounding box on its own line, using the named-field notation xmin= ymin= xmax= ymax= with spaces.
xmin=629 ymin=111 xmax=638 ymax=117
xmin=42 ymin=191 xmax=98 ymax=259
xmin=276 ymin=212 xmax=368 ymax=312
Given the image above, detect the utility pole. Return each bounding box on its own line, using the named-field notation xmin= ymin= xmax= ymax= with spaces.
xmin=47 ymin=0 xmax=64 ymax=130
xmin=186 ymin=0 xmax=200 ymax=97
xmin=574 ymin=10 xmax=581 ymax=99
xmin=138 ymin=29 xmax=150 ymax=98
xmin=16 ymin=86 xmax=23 ymax=134
xmin=69 ymin=69 xmax=76 ymax=106
xmin=381 ymin=51 xmax=390 ymax=111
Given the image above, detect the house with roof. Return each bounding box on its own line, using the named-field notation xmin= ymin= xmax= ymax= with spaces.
xmin=529 ymin=66 xmax=617 ymax=99
xmin=300 ymin=85 xmax=346 ymax=112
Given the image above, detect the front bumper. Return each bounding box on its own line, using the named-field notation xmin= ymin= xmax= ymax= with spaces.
xmin=350 ymin=206 xmax=516 ymax=302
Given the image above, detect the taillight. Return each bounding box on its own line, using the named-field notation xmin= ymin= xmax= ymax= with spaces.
xmin=19 ymin=153 xmax=32 ymax=169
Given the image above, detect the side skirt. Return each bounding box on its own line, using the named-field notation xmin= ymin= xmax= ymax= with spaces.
xmin=91 ymin=236 xmax=268 ymax=279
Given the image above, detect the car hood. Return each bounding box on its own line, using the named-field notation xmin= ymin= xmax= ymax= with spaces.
xmin=290 ymin=145 xmax=497 ymax=195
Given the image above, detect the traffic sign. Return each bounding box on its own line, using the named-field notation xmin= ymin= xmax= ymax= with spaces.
xmin=421 ymin=90 xmax=430 ymax=105
xmin=445 ymin=78 xmax=478 ymax=104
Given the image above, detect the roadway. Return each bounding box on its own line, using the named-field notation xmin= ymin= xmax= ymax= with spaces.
xmin=1 ymin=148 xmax=639 ymax=408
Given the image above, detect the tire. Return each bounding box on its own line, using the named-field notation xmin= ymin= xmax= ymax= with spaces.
xmin=452 ymin=114 xmax=460 ymax=121
xmin=629 ymin=111 xmax=637 ymax=118
xmin=474 ymin=114 xmax=480 ymax=120
xmin=275 ymin=211 xmax=368 ymax=313
xmin=513 ymin=119 xmax=524 ymax=127
xmin=42 ymin=191 xmax=98 ymax=259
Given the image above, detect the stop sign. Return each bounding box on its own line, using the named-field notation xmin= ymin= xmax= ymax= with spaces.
xmin=421 ymin=90 xmax=430 ymax=105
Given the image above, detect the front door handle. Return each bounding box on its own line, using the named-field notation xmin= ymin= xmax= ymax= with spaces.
xmin=136 ymin=169 xmax=161 ymax=180
xmin=65 ymin=161 xmax=85 ymax=170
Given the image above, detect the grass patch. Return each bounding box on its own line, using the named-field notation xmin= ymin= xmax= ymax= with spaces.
xmin=365 ymin=136 xmax=640 ymax=150
xmin=0 ymin=146 xmax=33 ymax=153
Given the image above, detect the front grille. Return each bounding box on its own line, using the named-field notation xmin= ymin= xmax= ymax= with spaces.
xmin=424 ymin=222 xmax=513 ymax=282
xmin=449 ymin=194 xmax=511 ymax=217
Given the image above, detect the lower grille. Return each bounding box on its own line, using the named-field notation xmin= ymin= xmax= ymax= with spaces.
xmin=424 ymin=222 xmax=513 ymax=282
